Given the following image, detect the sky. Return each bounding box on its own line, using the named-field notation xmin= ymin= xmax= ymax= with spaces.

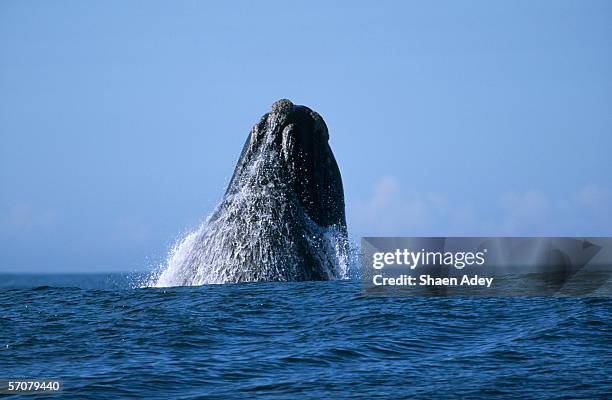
xmin=1 ymin=0 xmax=611 ymax=272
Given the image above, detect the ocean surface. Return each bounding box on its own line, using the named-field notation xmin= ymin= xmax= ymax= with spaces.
xmin=1 ymin=273 xmax=611 ymax=399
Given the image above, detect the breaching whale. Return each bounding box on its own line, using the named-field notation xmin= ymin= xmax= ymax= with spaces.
xmin=155 ymin=99 xmax=349 ymax=286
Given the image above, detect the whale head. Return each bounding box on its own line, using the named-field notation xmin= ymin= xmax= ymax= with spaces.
xmin=156 ymin=99 xmax=349 ymax=285
xmin=222 ymin=99 xmax=346 ymax=230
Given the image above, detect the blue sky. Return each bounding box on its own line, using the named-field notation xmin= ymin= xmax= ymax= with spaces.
xmin=1 ymin=0 xmax=611 ymax=272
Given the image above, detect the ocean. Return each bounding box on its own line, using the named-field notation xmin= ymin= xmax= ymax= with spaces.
xmin=1 ymin=274 xmax=611 ymax=399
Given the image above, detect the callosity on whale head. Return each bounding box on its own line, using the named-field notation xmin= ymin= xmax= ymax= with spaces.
xmin=154 ymin=99 xmax=349 ymax=286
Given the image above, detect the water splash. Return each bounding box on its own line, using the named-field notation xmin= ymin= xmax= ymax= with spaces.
xmin=148 ymin=144 xmax=353 ymax=287
xmin=149 ymin=220 xmax=355 ymax=287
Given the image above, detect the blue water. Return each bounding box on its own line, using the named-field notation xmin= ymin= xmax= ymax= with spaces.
xmin=1 ymin=274 xmax=611 ymax=399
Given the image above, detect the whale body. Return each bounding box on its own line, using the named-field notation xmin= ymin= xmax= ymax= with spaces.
xmin=155 ymin=99 xmax=349 ymax=286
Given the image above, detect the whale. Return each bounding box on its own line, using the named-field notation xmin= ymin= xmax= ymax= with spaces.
xmin=155 ymin=99 xmax=349 ymax=286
